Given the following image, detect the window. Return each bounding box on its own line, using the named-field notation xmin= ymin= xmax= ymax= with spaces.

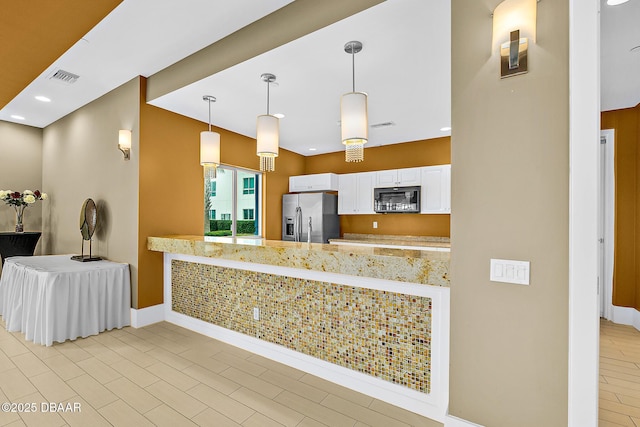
xmin=242 ymin=177 xmax=255 ymax=195
xmin=206 ymin=166 xmax=261 ymax=237
xmin=243 ymin=209 xmax=254 ymax=220
xmin=209 ymin=210 xmax=216 ymax=220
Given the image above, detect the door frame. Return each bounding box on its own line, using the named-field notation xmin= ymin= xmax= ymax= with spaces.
xmin=600 ymin=129 xmax=615 ymax=321
xmin=568 ymin=0 xmax=600 ymax=425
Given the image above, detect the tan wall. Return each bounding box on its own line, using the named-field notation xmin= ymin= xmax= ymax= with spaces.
xmin=42 ymin=77 xmax=140 ymax=301
xmin=138 ymin=78 xmax=304 ymax=308
xmin=0 ymin=122 xmax=43 ymax=235
xmin=304 ymin=137 xmax=451 ymax=237
xmin=602 ymin=104 xmax=640 ymax=308
xmin=450 ymin=1 xmax=569 ymax=426
xmin=0 ymin=121 xmax=44 ymax=276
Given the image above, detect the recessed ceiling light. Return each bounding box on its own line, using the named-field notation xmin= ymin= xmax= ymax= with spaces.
xmin=309 ymin=148 xmax=317 ymax=151
xmin=35 ymin=96 xmax=51 ymax=102
xmin=274 ymin=113 xmax=285 ymax=119
xmin=607 ymin=0 xmax=629 ymax=5
xmin=440 ymin=126 xmax=452 ymax=132
xmin=10 ymin=115 xmax=25 ymax=120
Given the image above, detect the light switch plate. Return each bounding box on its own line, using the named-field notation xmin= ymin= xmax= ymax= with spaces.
xmin=490 ymin=259 xmax=530 ymax=285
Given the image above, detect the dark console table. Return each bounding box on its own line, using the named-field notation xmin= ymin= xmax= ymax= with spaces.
xmin=0 ymin=232 xmax=41 ymax=266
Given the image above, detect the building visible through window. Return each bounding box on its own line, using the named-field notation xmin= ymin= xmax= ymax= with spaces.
xmin=243 ymin=177 xmax=255 ymax=195
xmin=206 ymin=166 xmax=261 ymax=237
xmin=243 ymin=209 xmax=254 ymax=220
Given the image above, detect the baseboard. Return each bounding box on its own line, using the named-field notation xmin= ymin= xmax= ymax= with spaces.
xmin=130 ymin=304 xmax=165 ymax=328
xmin=445 ymin=415 xmax=485 ymax=427
xmin=610 ymin=305 xmax=640 ymax=332
xmin=166 ymin=309 xmax=446 ymax=422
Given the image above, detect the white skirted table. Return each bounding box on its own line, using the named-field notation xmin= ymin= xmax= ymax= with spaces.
xmin=0 ymin=255 xmax=131 ymax=346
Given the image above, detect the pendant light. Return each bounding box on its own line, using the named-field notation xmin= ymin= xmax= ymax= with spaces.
xmin=200 ymin=95 xmax=220 ymax=180
xmin=341 ymin=40 xmax=368 ymax=162
xmin=256 ymin=73 xmax=279 ymax=172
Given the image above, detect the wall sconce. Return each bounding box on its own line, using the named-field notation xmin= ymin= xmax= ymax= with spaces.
xmin=118 ymin=129 xmax=131 ymax=160
xmin=492 ymin=0 xmax=537 ymax=78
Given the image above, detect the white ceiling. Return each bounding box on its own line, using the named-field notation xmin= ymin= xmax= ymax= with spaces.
xmin=600 ymin=0 xmax=640 ymax=112
xmin=0 ymin=0 xmax=293 ymax=128
xmin=0 ymin=0 xmax=638 ymax=156
xmin=148 ymin=0 xmax=451 ymax=156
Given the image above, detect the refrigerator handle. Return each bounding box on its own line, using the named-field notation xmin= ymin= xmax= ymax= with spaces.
xmin=294 ymin=207 xmax=301 ymax=242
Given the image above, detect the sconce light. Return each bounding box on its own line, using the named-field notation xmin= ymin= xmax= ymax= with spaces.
xmin=201 ymin=95 xmax=221 ymax=180
xmin=492 ymin=0 xmax=537 ymax=78
xmin=256 ymin=73 xmax=279 ymax=172
xmin=341 ymin=40 xmax=368 ymax=162
xmin=118 ymin=129 xmax=131 ymax=160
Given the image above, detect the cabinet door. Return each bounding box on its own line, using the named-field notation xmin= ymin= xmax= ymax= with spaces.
xmin=421 ymin=165 xmax=451 ymax=214
xmin=289 ymin=173 xmax=338 ymax=192
xmin=397 ymin=167 xmax=422 ymax=186
xmin=376 ymin=170 xmax=398 ymax=187
xmin=289 ymin=175 xmax=309 ymax=192
xmin=441 ymin=165 xmax=451 ymax=213
xmin=338 ymin=174 xmax=358 ymax=214
xmin=355 ymin=172 xmax=375 ymax=214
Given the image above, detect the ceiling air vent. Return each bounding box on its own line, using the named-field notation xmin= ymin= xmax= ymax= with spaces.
xmin=49 ymin=69 xmax=80 ymax=84
xmin=370 ymin=121 xmax=396 ymax=129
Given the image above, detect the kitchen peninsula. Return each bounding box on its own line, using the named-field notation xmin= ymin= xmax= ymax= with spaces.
xmin=148 ymin=235 xmax=450 ymax=421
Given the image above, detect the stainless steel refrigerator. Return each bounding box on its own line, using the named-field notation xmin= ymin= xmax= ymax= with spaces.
xmin=282 ymin=192 xmax=339 ymax=243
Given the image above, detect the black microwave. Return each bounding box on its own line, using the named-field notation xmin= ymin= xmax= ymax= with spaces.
xmin=374 ymin=186 xmax=421 ymax=213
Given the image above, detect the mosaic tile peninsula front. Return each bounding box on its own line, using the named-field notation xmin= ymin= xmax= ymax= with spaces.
xmin=171 ymin=259 xmax=432 ymax=394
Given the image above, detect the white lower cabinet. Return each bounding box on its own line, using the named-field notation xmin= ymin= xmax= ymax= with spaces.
xmin=338 ymin=172 xmax=375 ymax=214
xmin=421 ymin=165 xmax=451 ymax=214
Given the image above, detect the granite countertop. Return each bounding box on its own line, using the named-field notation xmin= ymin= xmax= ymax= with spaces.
xmin=329 ymin=233 xmax=451 ymax=249
xmin=148 ymin=235 xmax=449 ymax=287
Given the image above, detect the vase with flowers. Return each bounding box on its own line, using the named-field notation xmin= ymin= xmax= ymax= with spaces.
xmin=0 ymin=190 xmax=48 ymax=232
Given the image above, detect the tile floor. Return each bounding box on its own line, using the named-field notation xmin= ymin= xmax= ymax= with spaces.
xmin=600 ymin=319 xmax=640 ymax=426
xmin=0 ymin=319 xmax=442 ymax=427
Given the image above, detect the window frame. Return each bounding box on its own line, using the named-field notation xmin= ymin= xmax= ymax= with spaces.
xmin=206 ymin=165 xmax=262 ymax=238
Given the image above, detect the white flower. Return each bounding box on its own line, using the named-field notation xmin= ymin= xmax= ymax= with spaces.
xmin=24 ymin=194 xmax=36 ymax=204
xmin=41 ymin=193 xmax=48 ymax=200
xmin=23 ymin=190 xmax=33 ymax=195
xmin=0 ymin=190 xmax=7 ymax=199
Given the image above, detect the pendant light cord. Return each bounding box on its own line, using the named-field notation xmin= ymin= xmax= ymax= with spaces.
xmin=351 ymin=44 xmax=356 ymax=92
xmin=207 ymin=98 xmax=212 ymax=132
xmin=266 ymin=80 xmax=271 ymax=115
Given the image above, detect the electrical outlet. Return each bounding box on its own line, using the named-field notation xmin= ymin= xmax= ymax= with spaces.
xmin=253 ymin=307 xmax=260 ymax=321
xmin=373 ymin=221 xmax=378 ymax=229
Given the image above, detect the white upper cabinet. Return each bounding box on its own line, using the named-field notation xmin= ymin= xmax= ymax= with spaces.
xmin=289 ymin=173 xmax=339 ymax=192
xmin=338 ymin=172 xmax=375 ymax=215
xmin=421 ymin=164 xmax=451 ymax=214
xmin=375 ymin=167 xmax=422 ymax=187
